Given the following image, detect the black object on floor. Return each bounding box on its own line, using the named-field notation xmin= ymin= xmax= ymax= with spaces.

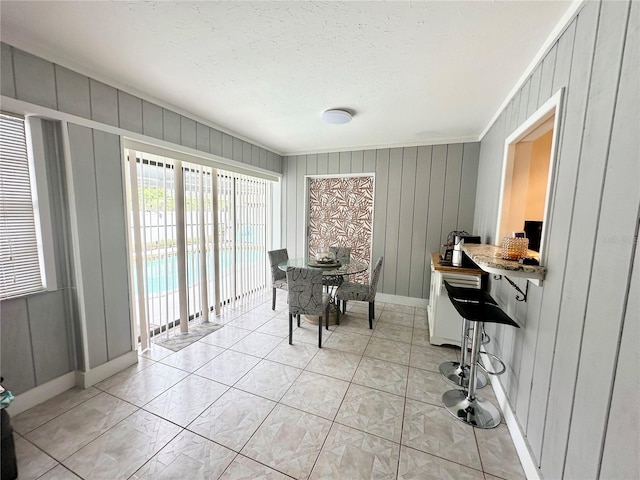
xmin=1 ymin=408 xmax=18 ymax=480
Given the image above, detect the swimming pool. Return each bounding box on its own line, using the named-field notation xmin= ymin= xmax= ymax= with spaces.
xmin=132 ymin=248 xmax=264 ymax=295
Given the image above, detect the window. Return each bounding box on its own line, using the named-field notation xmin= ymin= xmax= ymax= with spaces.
xmin=496 ymin=89 xmax=564 ymax=264
xmin=0 ymin=113 xmax=44 ymax=299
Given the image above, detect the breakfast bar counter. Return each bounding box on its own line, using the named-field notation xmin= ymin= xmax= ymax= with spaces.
xmin=461 ymin=243 xmax=547 ymax=283
xmin=430 ymin=252 xmax=485 ymax=275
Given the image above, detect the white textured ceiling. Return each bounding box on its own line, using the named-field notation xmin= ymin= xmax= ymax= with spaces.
xmin=0 ymin=1 xmax=574 ymax=155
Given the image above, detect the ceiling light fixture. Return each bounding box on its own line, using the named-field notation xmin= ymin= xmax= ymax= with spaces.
xmin=321 ymin=109 xmax=353 ymax=125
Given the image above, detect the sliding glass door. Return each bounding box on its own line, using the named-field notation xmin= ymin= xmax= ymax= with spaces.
xmin=124 ymin=148 xmax=271 ymax=349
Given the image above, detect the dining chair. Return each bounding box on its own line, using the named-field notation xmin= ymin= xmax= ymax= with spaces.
xmin=286 ymin=267 xmax=331 ymax=348
xmin=268 ymin=248 xmax=289 ymax=310
xmin=324 ymin=246 xmax=352 ymax=290
xmin=329 ymin=246 xmax=351 ymax=262
xmin=335 ymin=256 xmax=383 ymax=329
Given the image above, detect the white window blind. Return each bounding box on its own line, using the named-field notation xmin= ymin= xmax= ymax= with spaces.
xmin=124 ymin=146 xmax=271 ymax=348
xmin=0 ymin=112 xmax=44 ymax=299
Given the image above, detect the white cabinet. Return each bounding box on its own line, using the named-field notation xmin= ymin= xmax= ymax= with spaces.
xmin=428 ymin=258 xmax=483 ymax=347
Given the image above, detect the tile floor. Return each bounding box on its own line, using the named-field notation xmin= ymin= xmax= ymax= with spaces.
xmin=11 ymin=293 xmax=526 ymax=480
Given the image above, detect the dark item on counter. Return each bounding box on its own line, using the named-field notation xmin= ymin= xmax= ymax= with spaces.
xmin=519 ymin=257 xmax=539 ymax=266
xmin=524 ymin=220 xmax=543 ymax=252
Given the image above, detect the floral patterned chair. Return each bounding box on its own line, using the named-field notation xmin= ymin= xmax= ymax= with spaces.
xmin=268 ymin=248 xmax=289 ymax=310
xmin=335 ymin=256 xmax=383 ymax=329
xmin=286 ymin=267 xmax=331 ymax=348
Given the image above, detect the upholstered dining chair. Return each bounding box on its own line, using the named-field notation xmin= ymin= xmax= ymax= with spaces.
xmin=268 ymin=248 xmax=289 ymax=310
xmin=335 ymin=256 xmax=383 ymax=329
xmin=286 ymin=267 xmax=331 ymax=348
xmin=329 ymin=246 xmax=351 ymax=263
xmin=324 ymin=246 xmax=352 ymax=289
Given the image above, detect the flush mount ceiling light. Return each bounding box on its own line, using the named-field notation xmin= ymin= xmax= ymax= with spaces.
xmin=321 ymin=109 xmax=353 ymax=125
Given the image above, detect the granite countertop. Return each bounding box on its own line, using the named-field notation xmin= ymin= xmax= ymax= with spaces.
xmin=461 ymin=244 xmax=547 ymax=281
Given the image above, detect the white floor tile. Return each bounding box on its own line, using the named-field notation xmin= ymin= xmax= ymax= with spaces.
xmin=188 ymin=387 xmax=276 ymax=451
xmin=62 ymin=409 xmax=181 ymax=479
xmin=13 ymin=297 xmax=526 ymax=480
xmin=25 ymin=393 xmax=138 ymax=461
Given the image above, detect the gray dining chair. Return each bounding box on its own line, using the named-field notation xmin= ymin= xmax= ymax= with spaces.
xmin=286 ymin=267 xmax=331 ymax=348
xmin=268 ymin=248 xmax=289 ymax=310
xmin=324 ymin=246 xmax=352 ymax=290
xmin=329 ymin=246 xmax=351 ymax=263
xmin=335 ymin=256 xmax=383 ymax=329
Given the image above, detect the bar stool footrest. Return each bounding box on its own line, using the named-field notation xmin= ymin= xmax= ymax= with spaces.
xmin=477 ymin=352 xmax=506 ymax=376
xmin=442 ymin=389 xmax=501 ymax=429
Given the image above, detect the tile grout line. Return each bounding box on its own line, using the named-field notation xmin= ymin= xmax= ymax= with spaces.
xmin=15 ymin=297 xmax=524 ymax=479
xmin=305 ymin=302 xmax=378 ymax=478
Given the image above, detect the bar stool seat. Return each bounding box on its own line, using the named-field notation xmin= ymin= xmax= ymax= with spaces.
xmin=442 ymin=281 xmax=519 ymax=429
xmin=439 ymin=283 xmax=498 ymax=389
xmin=443 ymin=282 xmax=499 ymax=305
xmin=446 ymin=294 xmax=516 ymax=327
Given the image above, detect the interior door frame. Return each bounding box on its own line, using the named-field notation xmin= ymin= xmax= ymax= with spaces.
xmin=304 ymin=173 xmax=376 ymax=273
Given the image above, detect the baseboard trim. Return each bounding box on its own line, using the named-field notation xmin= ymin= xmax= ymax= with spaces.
xmin=8 ymin=351 xmax=139 ymax=415
xmin=376 ymin=293 xmax=429 ymax=309
xmin=9 ymin=372 xmax=77 ymax=416
xmin=76 ymin=350 xmax=138 ymax=389
xmin=480 ymin=352 xmax=542 ymax=480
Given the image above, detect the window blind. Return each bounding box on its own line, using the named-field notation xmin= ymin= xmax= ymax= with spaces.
xmin=124 ymin=146 xmax=270 ymax=347
xmin=0 ymin=113 xmax=43 ymax=299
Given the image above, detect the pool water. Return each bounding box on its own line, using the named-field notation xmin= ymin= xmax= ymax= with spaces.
xmin=132 ymin=249 xmax=263 ymax=294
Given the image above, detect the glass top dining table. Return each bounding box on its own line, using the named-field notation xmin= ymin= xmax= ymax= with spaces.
xmin=278 ymin=258 xmax=369 ymax=277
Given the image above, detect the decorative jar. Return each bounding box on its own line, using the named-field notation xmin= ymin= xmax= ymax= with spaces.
xmin=502 ymin=237 xmax=529 ymax=260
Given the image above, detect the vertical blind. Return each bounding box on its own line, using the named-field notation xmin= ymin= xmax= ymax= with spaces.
xmin=0 ymin=113 xmax=43 ymax=299
xmin=124 ymin=148 xmax=271 ymax=349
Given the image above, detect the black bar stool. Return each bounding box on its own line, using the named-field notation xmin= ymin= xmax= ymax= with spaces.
xmin=439 ymin=283 xmax=497 ymax=389
xmin=441 ymin=281 xmax=520 ymax=429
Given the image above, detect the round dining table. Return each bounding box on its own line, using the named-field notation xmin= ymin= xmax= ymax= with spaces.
xmin=278 ymin=257 xmax=369 ymax=277
xmin=278 ymin=257 xmax=369 ymax=325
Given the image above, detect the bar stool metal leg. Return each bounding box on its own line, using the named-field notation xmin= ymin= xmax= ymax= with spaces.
xmin=439 ymin=318 xmax=488 ymax=389
xmin=442 ymin=320 xmax=501 ymax=429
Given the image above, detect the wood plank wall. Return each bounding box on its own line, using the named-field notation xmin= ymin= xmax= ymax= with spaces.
xmin=0 ymin=42 xmax=283 ymax=394
xmin=473 ymin=1 xmax=639 ymax=478
xmin=0 ymin=43 xmax=283 ymax=174
xmin=282 ymin=143 xmax=480 ymax=299
xmin=66 ymin=125 xmax=132 ymax=369
xmin=0 ymin=122 xmax=76 ymax=394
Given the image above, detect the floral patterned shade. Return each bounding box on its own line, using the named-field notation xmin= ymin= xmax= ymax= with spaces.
xmin=308 ymin=176 xmax=374 ymax=284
